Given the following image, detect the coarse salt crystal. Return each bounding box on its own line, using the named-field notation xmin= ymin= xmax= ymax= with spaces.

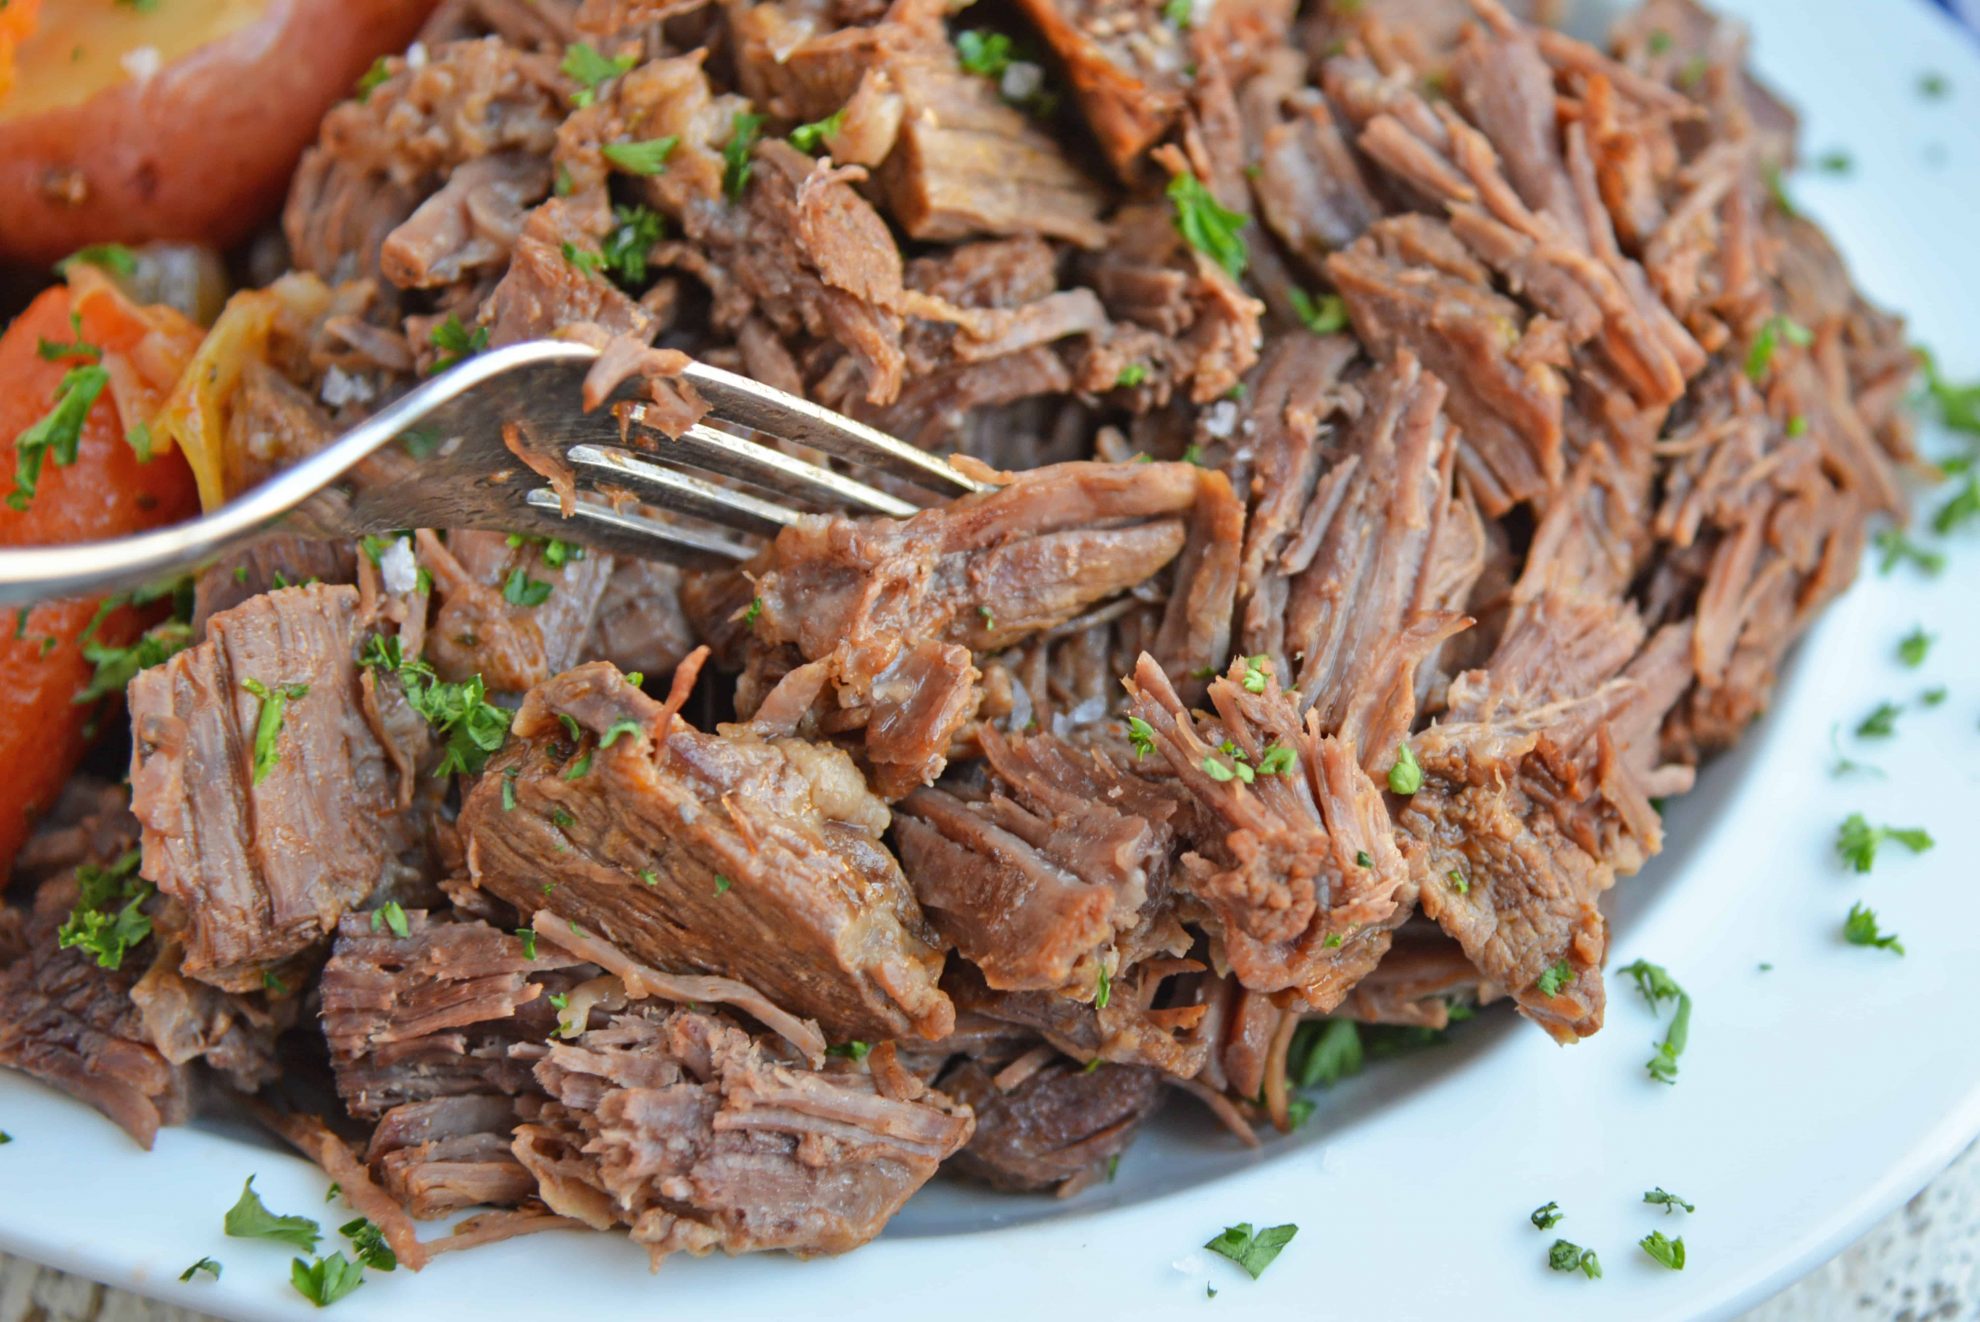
xmin=379 ymin=537 xmax=419 ymax=595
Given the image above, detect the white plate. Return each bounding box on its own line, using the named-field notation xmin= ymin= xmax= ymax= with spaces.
xmin=4 ymin=1 xmax=1979 ymax=1317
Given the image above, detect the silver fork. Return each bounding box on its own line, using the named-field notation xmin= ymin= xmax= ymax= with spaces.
xmin=0 ymin=342 xmax=985 ymax=604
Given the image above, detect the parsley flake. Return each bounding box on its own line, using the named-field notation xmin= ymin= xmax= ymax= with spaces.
xmin=340 ymin=1217 xmax=396 ymax=1272
xmin=1643 ymin=1187 xmax=1694 ymax=1215
xmin=1126 ymin=715 xmax=1156 ymax=758
xmin=1203 ymin=1222 xmax=1297 ymax=1280
xmin=601 ymin=135 xmax=678 ymax=175
xmin=1897 ymin=627 xmax=1933 ymax=667
xmin=562 ymin=42 xmax=635 ymax=106
xmin=1291 ymin=1019 xmax=1362 ymax=1088
xmin=1254 ymin=744 xmax=1296 ymax=776
xmin=1167 ymin=171 xmax=1248 ymax=280
xmin=1548 ymin=1239 xmax=1601 ymax=1279
xmin=1530 ymin=1201 xmax=1564 ymax=1230
xmin=225 ymin=1176 xmax=322 ymax=1252
xmin=1744 ymin=314 xmax=1813 ymax=381
xmin=1872 ymin=529 xmax=1945 ymax=577
xmin=1115 ymin=362 xmax=1149 ymax=387
xmin=180 ymin=1257 xmax=222 ymax=1282
xmin=428 ymin=316 xmax=488 ymax=373
xmin=602 ymin=204 xmax=664 ymax=285
xmin=1288 ymin=288 xmax=1348 ymax=334
xmin=370 ymin=901 xmax=410 ymax=939
xmin=56 ymin=849 xmax=150 ymax=971
xmin=1386 ymin=743 xmax=1422 ymax=795
xmin=600 ymin=718 xmax=644 ymax=748
xmin=1836 ymin=813 xmax=1933 ymax=873
xmin=1855 ymin=702 xmax=1902 ymax=738
xmin=503 ymin=568 xmax=553 ymax=607
xmin=722 ymin=111 xmax=766 ymax=203
xmin=1843 ymin=901 xmax=1904 ymax=954
xmin=1535 ymin=959 xmax=1574 ymax=997
xmin=7 ymin=364 xmax=108 ymax=511
xmin=1639 ymin=1230 xmax=1686 ymax=1271
xmin=516 ymin=927 xmax=537 ymax=959
xmin=290 ymin=1252 xmax=365 ymax=1308
xmin=790 ymin=109 xmax=846 ymax=154
xmin=241 ymin=677 xmax=310 ymax=785
xmin=827 ymin=1040 xmax=872 ymax=1061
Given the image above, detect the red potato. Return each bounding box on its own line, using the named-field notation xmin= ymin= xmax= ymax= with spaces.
xmin=0 ymin=0 xmax=435 ymax=266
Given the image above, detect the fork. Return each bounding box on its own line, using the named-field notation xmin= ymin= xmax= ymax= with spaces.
xmin=0 ymin=341 xmax=985 ymax=605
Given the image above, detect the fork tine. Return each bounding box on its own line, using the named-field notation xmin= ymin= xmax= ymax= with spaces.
xmin=623 ymin=416 xmax=921 ymax=518
xmin=678 ymin=360 xmax=987 ymax=497
xmin=562 ymin=444 xmax=800 ymax=537
xmin=521 ymin=489 xmax=753 ymax=564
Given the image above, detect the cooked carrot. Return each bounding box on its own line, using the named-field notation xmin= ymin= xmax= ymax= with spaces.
xmin=0 ymin=285 xmax=200 ymax=883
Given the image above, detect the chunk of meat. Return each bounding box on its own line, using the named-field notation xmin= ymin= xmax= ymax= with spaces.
xmin=739 ymin=460 xmax=1207 ymax=797
xmin=368 ymin=1093 xmax=536 ymax=1218
xmin=462 ymin=659 xmax=953 ymax=1042
xmin=512 ymin=1006 xmax=972 ymax=1261
xmin=128 ymin=585 xmax=423 ymax=992
xmin=941 ymin=1058 xmax=1163 ymax=1192
xmin=1123 ymin=654 xmax=1416 ymax=1011
xmin=893 ymin=728 xmax=1186 ymax=992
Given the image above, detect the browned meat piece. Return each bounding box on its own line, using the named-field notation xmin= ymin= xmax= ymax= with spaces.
xmin=581 ymin=558 xmax=698 ymax=679
xmin=1010 ymin=0 xmax=1189 ymax=179
xmin=193 ymin=536 xmax=358 ymax=634
xmin=380 ymin=152 xmax=555 ymax=290
xmin=512 ymin=1007 xmax=973 ymax=1261
xmin=480 ymin=197 xmax=658 ymax=349
xmin=0 ymin=873 xmax=189 ymax=1148
xmin=461 ymin=659 xmax=954 ymax=1042
xmin=1271 ymin=350 xmax=1483 ymax=762
xmin=1239 ymin=51 xmax=1384 ymax=272
xmin=1399 ymin=461 xmax=1696 ymax=1042
xmin=942 ymin=1058 xmax=1163 ymax=1192
xmin=943 ymin=958 xmax=1211 ymax=1079
xmin=128 ymin=586 xmax=424 ymax=992
xmin=319 ymin=910 xmax=587 ymax=1117
xmin=1333 ymin=925 xmax=1499 ymax=1029
xmin=1328 ymin=218 xmax=1567 ymax=516
xmin=738 ymin=460 xmax=1208 ymax=797
xmin=285 ymin=37 xmax=565 ymax=288
xmin=1123 ymin=654 xmax=1416 ymax=1012
xmin=893 ymin=729 xmax=1188 ymax=993
xmin=422 ymin=529 xmax=616 ymax=695
xmin=369 ymin=1094 xmax=536 ymax=1218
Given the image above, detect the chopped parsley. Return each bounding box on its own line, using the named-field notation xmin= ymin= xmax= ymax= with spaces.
xmin=1254 ymin=744 xmax=1297 ymax=776
xmin=1530 ymin=1201 xmax=1564 ymax=1230
xmin=563 ymin=750 xmax=593 ymax=780
xmin=789 ymin=109 xmax=845 ymax=154
xmin=76 ymin=619 xmax=192 ymax=704
xmin=7 ymin=364 xmax=108 ymax=511
xmin=1918 ymin=71 xmax=1949 ymax=100
xmin=502 ymin=767 xmax=519 ymax=811
xmin=290 ymin=1252 xmax=366 ymax=1308
xmin=601 ymin=135 xmax=678 ymax=175
xmin=502 ymin=568 xmax=553 ymax=608
xmin=516 ymin=928 xmax=537 ymax=959
xmin=826 ymin=1040 xmax=872 ymax=1061
xmin=551 ymin=807 xmax=576 ymax=830
xmin=742 ymin=596 xmax=764 ymax=627
xmin=53 ymin=243 xmax=137 ymax=278
xmin=1835 ymin=813 xmax=1933 ymax=873
xmin=1386 ymin=743 xmax=1422 ymax=795
xmin=428 ymin=316 xmax=488 ymax=373
xmin=1897 ymin=627 xmax=1933 ymax=667
xmin=714 ymin=874 xmax=731 ymax=895
xmin=600 ymin=718 xmax=644 ymax=748
xmin=1872 ymin=529 xmax=1945 ymax=577
xmin=955 ymin=28 xmax=1015 ymax=78
xmin=1534 ymin=959 xmax=1574 ymax=997
xmin=640 ymin=868 xmax=658 ymax=886
xmin=38 ymin=311 xmax=102 ymax=362
xmin=370 ymin=901 xmax=410 ymax=939
xmin=1126 ymin=715 xmax=1156 ymax=758
xmin=562 ymin=42 xmax=636 ymax=107
xmin=1446 ymin=868 xmax=1469 ymax=894
xmin=126 ymin=421 xmax=154 ymax=460
xmin=1291 ymin=1019 xmax=1362 ymax=1088
xmin=359 ymin=635 xmax=513 ymax=776
xmin=1289 ymin=288 xmax=1348 ymax=334
xmin=1202 ymin=752 xmax=1254 ymax=784
xmin=1744 ymin=314 xmax=1812 ymax=381
xmin=1785 ymin=414 xmax=1809 ymax=438
xmin=1639 ymin=1230 xmax=1686 ymax=1271
xmin=1115 ymin=362 xmax=1149 ymax=388
xmin=179 ymin=1257 xmax=222 ymax=1282
xmin=1203 ymin=1222 xmax=1297 ymax=1280
xmin=1643 ymin=1187 xmax=1694 ymax=1215
xmin=1855 ymin=702 xmax=1902 ymax=738
xmin=1164 ymin=0 xmax=1193 ymax=27
xmin=561 ymin=241 xmax=604 ymax=275
xmin=1548 ymin=1239 xmax=1602 ymax=1279
xmin=355 ymin=55 xmax=391 ymax=101
xmin=602 ymin=203 xmax=664 ymax=286
xmin=1355 ymin=850 xmax=1372 ymax=867
xmin=722 ymin=111 xmax=766 ymax=203
xmin=1095 ymin=964 xmax=1111 ymax=1009
xmin=241 ymin=678 xmax=310 ymax=785
xmin=1815 ymin=148 xmax=1853 ymax=173
xmin=225 ymin=1176 xmax=322 ymax=1252
xmin=1240 ymin=654 xmax=1271 ymax=692
xmin=1843 ymin=901 xmax=1904 ymax=954
xmin=1933 ymin=473 xmax=1980 ymax=535
xmin=1167 ymin=171 xmax=1248 ymax=280
xmin=1619 ymin=958 xmax=1691 ymax=1083
xmin=55 ymin=848 xmax=151 ymax=970
xmin=264 ymin=971 xmax=288 ymax=996
xmin=340 ymin=1217 xmax=397 ymax=1272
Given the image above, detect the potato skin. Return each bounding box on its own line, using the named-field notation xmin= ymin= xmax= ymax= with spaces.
xmin=0 ymin=0 xmax=434 ymax=266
